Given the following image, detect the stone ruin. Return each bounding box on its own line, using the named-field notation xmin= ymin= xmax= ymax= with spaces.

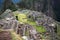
xmin=0 ymin=9 xmax=19 ymax=30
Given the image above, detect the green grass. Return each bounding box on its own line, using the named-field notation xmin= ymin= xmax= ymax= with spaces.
xmin=27 ymin=20 xmax=36 ymax=25
xmin=27 ymin=20 xmax=46 ymax=33
xmin=34 ymin=25 xmax=46 ymax=33
xmin=14 ymin=12 xmax=46 ymax=33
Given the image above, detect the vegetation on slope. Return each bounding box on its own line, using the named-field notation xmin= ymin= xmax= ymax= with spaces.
xmin=10 ymin=31 xmax=23 ymax=40
xmin=27 ymin=20 xmax=46 ymax=33
xmin=14 ymin=12 xmax=46 ymax=33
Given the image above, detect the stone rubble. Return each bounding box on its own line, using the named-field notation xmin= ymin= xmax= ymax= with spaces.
xmin=0 ymin=9 xmax=57 ymax=40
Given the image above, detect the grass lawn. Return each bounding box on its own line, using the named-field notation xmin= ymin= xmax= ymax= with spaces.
xmin=14 ymin=12 xmax=46 ymax=33
xmin=27 ymin=20 xmax=46 ymax=33
xmin=27 ymin=20 xmax=36 ymax=25
xmin=34 ymin=25 xmax=46 ymax=33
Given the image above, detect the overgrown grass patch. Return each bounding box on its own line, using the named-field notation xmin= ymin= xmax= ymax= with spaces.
xmin=10 ymin=31 xmax=23 ymax=40
xmin=34 ymin=25 xmax=46 ymax=33
xmin=27 ymin=20 xmax=36 ymax=25
xmin=27 ymin=20 xmax=46 ymax=33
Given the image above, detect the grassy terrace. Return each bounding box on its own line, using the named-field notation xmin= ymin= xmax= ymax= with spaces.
xmin=27 ymin=20 xmax=46 ymax=33
xmin=13 ymin=12 xmax=47 ymax=40
xmin=27 ymin=20 xmax=46 ymax=39
xmin=13 ymin=11 xmax=46 ymax=33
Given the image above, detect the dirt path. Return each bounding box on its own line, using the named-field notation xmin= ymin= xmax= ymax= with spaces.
xmin=0 ymin=31 xmax=12 ymax=40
